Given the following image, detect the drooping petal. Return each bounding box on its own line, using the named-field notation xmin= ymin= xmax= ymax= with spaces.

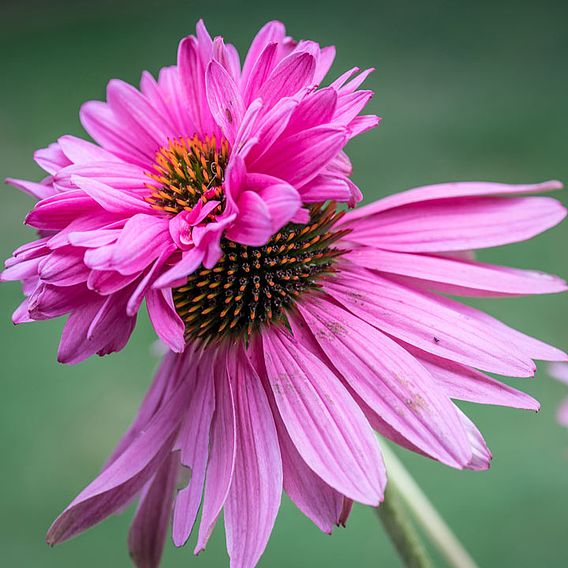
xmin=46 ymin=375 xmax=191 ymax=544
xmin=412 ymin=347 xmax=539 ymax=410
xmin=326 ymin=267 xmax=539 ymax=377
xmin=196 ymin=348 xmax=236 ymax=554
xmin=254 ymin=343 xmax=343 ymax=533
xmin=296 ymin=297 xmax=472 ymax=468
xmin=128 ymin=452 xmax=179 ymax=568
xmin=172 ymin=349 xmax=215 ymax=547
xmin=224 ymin=347 xmax=283 ymax=568
xmin=262 ymin=326 xmax=385 ymax=505
xmin=456 ymin=410 xmax=492 ymax=471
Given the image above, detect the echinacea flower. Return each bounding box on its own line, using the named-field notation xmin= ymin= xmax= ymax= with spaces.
xmin=3 ymin=15 xmax=568 ymax=568
xmin=1 ymin=20 xmax=376 ymax=363
xmin=45 ymin=180 xmax=567 ymax=568
xmin=548 ymin=363 xmax=568 ymax=426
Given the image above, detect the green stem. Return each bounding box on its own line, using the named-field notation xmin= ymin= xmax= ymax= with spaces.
xmin=377 ymin=483 xmax=433 ymax=567
xmin=380 ymin=442 xmax=480 ymax=568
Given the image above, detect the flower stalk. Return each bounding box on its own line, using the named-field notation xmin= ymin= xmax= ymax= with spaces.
xmin=380 ymin=442 xmax=480 ymax=568
xmin=376 ymin=482 xmax=433 ymax=567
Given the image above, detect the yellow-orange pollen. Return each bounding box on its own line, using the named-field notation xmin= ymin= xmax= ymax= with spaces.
xmin=145 ymin=134 xmax=230 ymax=215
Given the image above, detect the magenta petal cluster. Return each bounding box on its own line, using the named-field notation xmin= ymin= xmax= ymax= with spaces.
xmin=1 ymin=20 xmax=376 ymax=363
xmin=548 ymin=363 xmax=568 ymax=426
xmin=46 ymin=179 xmax=567 ymax=568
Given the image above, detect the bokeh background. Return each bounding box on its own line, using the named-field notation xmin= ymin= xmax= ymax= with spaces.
xmin=1 ymin=0 xmax=567 ymax=566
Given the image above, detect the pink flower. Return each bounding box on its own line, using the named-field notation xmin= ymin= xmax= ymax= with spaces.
xmin=548 ymin=363 xmax=568 ymax=426
xmin=46 ymin=180 xmax=567 ymax=568
xmin=1 ymin=20 xmax=377 ymax=364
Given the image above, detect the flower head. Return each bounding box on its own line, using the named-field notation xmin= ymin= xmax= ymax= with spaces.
xmin=2 ymin=20 xmax=377 ymax=363
xmin=46 ymin=179 xmax=567 ymax=568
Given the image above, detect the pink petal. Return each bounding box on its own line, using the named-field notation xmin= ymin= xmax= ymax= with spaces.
xmin=28 ymin=283 xmax=89 ymax=320
xmin=256 ymin=125 xmax=347 ymax=187
xmin=38 ymin=249 xmax=90 ymax=287
xmin=345 ymin=196 xmax=566 ymax=252
xmin=126 ymin=248 xmax=174 ymax=315
xmin=146 ymin=288 xmax=186 ymax=353
xmin=346 ymin=248 xmax=567 ymax=296
xmin=57 ymin=135 xmax=123 ymax=165
xmin=257 ymin=183 xmax=302 ymax=232
xmin=241 ymin=21 xmax=286 ymax=88
xmin=325 ymin=268 xmax=537 ymax=377
xmin=172 ymin=350 xmax=216 ymax=546
xmin=5 ymin=177 xmax=57 ymax=200
xmin=34 ymin=142 xmax=71 ymax=174
xmin=196 ymin=350 xmax=236 ymax=553
xmin=46 ymin=375 xmax=191 ymax=544
xmin=25 ymin=190 xmax=100 ymax=231
xmin=296 ymin=297 xmax=472 ymax=468
xmin=347 ymin=115 xmax=380 ymax=138
xmin=298 ymin=175 xmax=352 ymax=203
xmin=224 ymin=347 xmax=283 ymax=568
xmin=337 ymin=68 xmax=375 ymax=94
xmin=67 ymin=229 xmax=120 ymax=248
xmin=258 ymin=349 xmax=343 ymax=533
xmin=313 ymin=46 xmax=336 ymax=84
xmin=178 ymin=36 xmax=216 ymax=135
xmin=153 ymin=248 xmax=205 ymax=289
xmin=105 ymin=353 xmax=180 ymax=468
xmin=108 ymin=214 xmax=171 ymax=275
xmin=262 ymin=327 xmax=385 ymax=505
xmin=257 ymin=52 xmax=316 ymax=108
xmin=72 ymin=175 xmax=150 ymax=215
xmin=54 ymin=162 xmax=149 ymax=192
xmin=244 ymin=98 xmax=298 ymax=166
xmin=128 ymin=452 xmax=179 ymax=568
xmin=80 ymin=101 xmax=151 ymax=168
xmin=242 ymin=42 xmax=278 ymax=105
xmin=410 ymin=347 xmax=539 ymax=410
xmin=107 ymin=79 xmax=172 ymax=151
xmin=343 ymin=179 xmax=564 ymax=224
xmin=457 ymin=410 xmax=492 ymax=471
xmin=87 ymin=270 xmax=139 ymax=296
xmin=206 ymin=60 xmax=245 ymax=142
xmin=277 ymin=412 xmax=344 ymax=534
xmin=334 ymin=90 xmax=373 ymax=125
xmin=225 ymin=190 xmax=273 ymax=247
xmin=556 ymin=398 xmax=568 ymax=427
xmin=284 ymin=88 xmax=338 ymax=135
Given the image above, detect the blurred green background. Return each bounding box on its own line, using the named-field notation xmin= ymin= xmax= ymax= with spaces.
xmin=1 ymin=0 xmax=567 ymax=566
